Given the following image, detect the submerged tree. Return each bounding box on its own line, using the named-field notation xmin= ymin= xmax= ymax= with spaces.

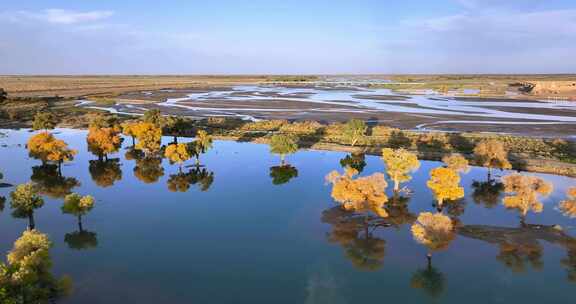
xmin=31 ymin=165 xmax=79 ymax=199
xmin=559 ymin=187 xmax=576 ymax=218
xmin=269 ymin=133 xmax=298 ymax=165
xmin=62 ymin=193 xmax=95 ymax=232
xmin=0 ymin=230 xmax=72 ymax=303
xmin=381 ymin=148 xmax=420 ymax=193
xmin=10 ymin=183 xmax=44 ymax=229
xmin=27 ymin=132 xmax=77 ymax=173
xmin=442 ymin=153 xmax=470 ymax=174
xmin=342 ymin=119 xmax=367 ymax=147
xmin=269 ymin=165 xmax=298 ymax=185
xmin=502 ymin=174 xmax=552 ymax=224
xmin=133 ymin=122 xmax=162 ymax=156
xmin=189 ymin=130 xmax=213 ymax=166
xmin=474 ymin=139 xmax=512 ymax=180
xmin=87 ymin=119 xmax=123 ymax=161
xmin=32 ymin=111 xmax=58 ymax=132
xmin=165 ymin=143 xmax=191 ymax=171
xmin=339 ymin=152 xmax=366 ymax=173
xmin=121 ymin=121 xmax=138 ymax=146
xmin=88 ymin=159 xmax=122 ymax=187
xmin=427 ymin=167 xmax=465 ymax=211
xmin=326 ymin=168 xmax=389 ymax=217
xmin=411 ymin=212 xmax=455 ymax=262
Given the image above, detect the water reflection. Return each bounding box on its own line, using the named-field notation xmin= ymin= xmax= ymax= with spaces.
xmin=167 ymin=167 xmax=214 ymax=192
xmin=339 ymin=153 xmax=366 ymax=173
xmin=322 ymin=207 xmax=388 ymax=271
xmin=471 ymin=179 xmax=504 ymax=209
xmin=89 ymin=159 xmax=122 ymax=188
xmin=410 ymin=259 xmax=445 ymax=299
xmin=269 ymin=165 xmax=298 ymax=185
xmin=134 ymin=157 xmax=164 ymax=184
xmin=31 ymin=164 xmax=80 ymax=199
xmin=62 ymin=193 xmax=98 ymax=250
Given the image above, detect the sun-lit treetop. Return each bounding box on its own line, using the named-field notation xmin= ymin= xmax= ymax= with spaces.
xmin=381 ymin=148 xmax=420 ymax=192
xmin=326 ymin=168 xmax=389 ymax=217
xmin=32 ymin=112 xmax=58 ymax=132
xmin=474 ymin=139 xmax=512 ymax=173
xmin=442 ymin=153 xmax=470 ymax=174
xmin=342 ymin=119 xmax=367 ymax=147
xmin=426 ymin=167 xmax=464 ymax=209
xmin=411 ymin=212 xmax=455 ymax=252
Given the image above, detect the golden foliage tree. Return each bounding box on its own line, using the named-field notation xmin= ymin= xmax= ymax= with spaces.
xmin=381 ymin=148 xmax=420 ymax=192
xmin=27 ymin=132 xmax=76 ymax=172
xmin=133 ymin=122 xmax=162 ymax=156
xmin=10 ymin=182 xmax=44 ymax=229
xmin=0 ymin=230 xmax=72 ymax=303
xmin=502 ymin=174 xmax=552 ymax=223
xmin=87 ymin=127 xmax=123 ymax=161
xmin=121 ymin=121 xmax=138 ymax=146
xmin=442 ymin=153 xmax=469 ymax=174
xmin=427 ymin=167 xmax=464 ymax=210
xmin=474 ymin=139 xmax=512 ymax=180
xmin=165 ymin=143 xmax=191 ymax=170
xmin=411 ymin=212 xmax=455 ymax=257
xmin=326 ymin=168 xmax=389 ymax=217
xmin=559 ymin=187 xmax=576 ymax=218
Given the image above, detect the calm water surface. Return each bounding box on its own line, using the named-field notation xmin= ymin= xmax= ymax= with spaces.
xmin=0 ymin=128 xmax=575 ymax=303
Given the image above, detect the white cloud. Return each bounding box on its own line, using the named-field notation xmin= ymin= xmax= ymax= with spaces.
xmin=9 ymin=9 xmax=114 ymax=25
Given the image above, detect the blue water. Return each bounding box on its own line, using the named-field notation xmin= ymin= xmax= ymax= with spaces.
xmin=0 ymin=128 xmax=575 ymax=303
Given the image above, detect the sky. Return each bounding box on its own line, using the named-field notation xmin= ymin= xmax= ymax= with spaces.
xmin=0 ymin=0 xmax=575 ymax=74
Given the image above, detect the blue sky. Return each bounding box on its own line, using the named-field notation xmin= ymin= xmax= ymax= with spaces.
xmin=1 ymin=0 xmax=575 ymax=74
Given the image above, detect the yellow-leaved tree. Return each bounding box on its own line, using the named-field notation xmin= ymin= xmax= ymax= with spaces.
xmin=133 ymin=122 xmax=162 ymax=156
xmin=121 ymin=121 xmax=138 ymax=146
xmin=502 ymin=174 xmax=552 ymax=224
xmin=381 ymin=148 xmax=420 ymax=193
xmin=325 ymin=168 xmax=389 ymax=217
xmin=474 ymin=139 xmax=512 ymax=180
xmin=442 ymin=153 xmax=469 ymax=174
xmin=87 ymin=127 xmax=123 ymax=161
xmin=559 ymin=187 xmax=576 ymax=218
xmin=27 ymin=132 xmax=76 ymax=174
xmin=427 ymin=167 xmax=464 ymax=211
xmin=411 ymin=212 xmax=455 ymax=262
xmin=165 ymin=143 xmax=191 ymax=171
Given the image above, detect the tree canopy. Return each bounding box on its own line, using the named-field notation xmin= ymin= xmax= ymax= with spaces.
xmin=132 ymin=122 xmax=162 ymax=156
xmin=559 ymin=187 xmax=576 ymax=218
xmin=165 ymin=143 xmax=191 ymax=168
xmin=442 ymin=153 xmax=470 ymax=174
xmin=411 ymin=212 xmax=455 ymax=252
xmin=474 ymin=139 xmax=512 ymax=177
xmin=342 ymin=119 xmax=367 ymax=147
xmin=426 ymin=167 xmax=465 ymax=209
xmin=381 ymin=148 xmax=420 ymax=192
xmin=27 ymin=132 xmax=77 ymax=168
xmin=326 ymin=168 xmax=389 ymax=217
xmin=87 ymin=126 xmax=123 ymax=160
xmin=269 ymin=133 xmax=298 ymax=164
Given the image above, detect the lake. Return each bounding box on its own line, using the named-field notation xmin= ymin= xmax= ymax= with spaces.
xmin=1 ymin=128 xmax=575 ymax=303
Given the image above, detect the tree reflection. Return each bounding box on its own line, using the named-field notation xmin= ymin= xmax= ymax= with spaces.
xmin=459 ymin=224 xmax=576 ymax=277
xmin=410 ymin=258 xmax=445 ymax=299
xmin=471 ymin=179 xmax=504 ymax=209
xmin=134 ymin=157 xmax=164 ymax=184
xmin=269 ymin=164 xmax=298 ymax=185
xmin=89 ymin=159 xmax=122 ymax=187
xmin=562 ymin=249 xmax=576 ymax=283
xmin=322 ymin=206 xmax=388 ymax=271
xmin=339 ymin=153 xmax=366 ymax=173
xmin=167 ymin=167 xmax=214 ymax=192
xmin=0 ymin=230 xmax=72 ymax=303
xmin=30 ymin=164 xmax=80 ymax=199
xmin=386 ymin=194 xmax=416 ymax=228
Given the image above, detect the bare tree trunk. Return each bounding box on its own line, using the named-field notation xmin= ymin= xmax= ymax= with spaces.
xmin=28 ymin=213 xmax=35 ymax=230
